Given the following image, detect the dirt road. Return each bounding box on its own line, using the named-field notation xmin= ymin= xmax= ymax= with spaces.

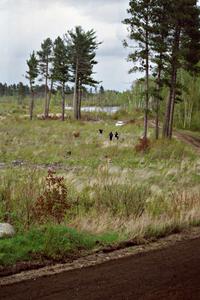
xmin=1 ymin=237 xmax=200 ymax=300
xmin=175 ymin=131 xmax=200 ymax=151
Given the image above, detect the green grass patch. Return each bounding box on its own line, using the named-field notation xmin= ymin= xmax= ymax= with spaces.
xmin=0 ymin=225 xmax=119 ymax=266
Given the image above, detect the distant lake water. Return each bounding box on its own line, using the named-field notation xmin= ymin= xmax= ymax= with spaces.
xmin=65 ymin=106 xmax=121 ymax=114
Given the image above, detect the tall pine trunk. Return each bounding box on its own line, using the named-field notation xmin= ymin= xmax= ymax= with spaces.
xmin=163 ymin=26 xmax=180 ymax=138
xmin=44 ymin=59 xmax=49 ymax=119
xmin=144 ymin=25 xmax=149 ymax=140
xmin=168 ymin=69 xmax=178 ymax=138
xmin=61 ymin=83 xmax=65 ymax=121
xmin=29 ymin=84 xmax=34 ymax=121
xmin=162 ymin=79 xmax=174 ymax=138
xmin=73 ymin=58 xmax=79 ymax=120
xmin=155 ymin=65 xmax=162 ymax=140
xmin=47 ymin=78 xmax=53 ymax=116
xmin=77 ymin=80 xmax=82 ymax=120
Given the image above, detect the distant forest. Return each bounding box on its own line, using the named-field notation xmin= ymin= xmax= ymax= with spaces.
xmin=0 ymin=82 xmax=110 ymax=98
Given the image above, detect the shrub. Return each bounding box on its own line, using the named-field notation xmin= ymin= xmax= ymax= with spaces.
xmin=94 ymin=183 xmax=150 ymax=218
xmin=135 ymin=137 xmax=150 ymax=152
xmin=34 ymin=169 xmax=71 ymax=223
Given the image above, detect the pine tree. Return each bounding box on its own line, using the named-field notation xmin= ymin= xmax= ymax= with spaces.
xmin=150 ymin=0 xmax=170 ymax=139
xmin=52 ymin=36 xmax=69 ymax=121
xmin=163 ymin=0 xmax=200 ymax=138
xmin=65 ymin=26 xmax=100 ymax=120
xmin=123 ymin=0 xmax=153 ymax=141
xmin=37 ymin=38 xmax=53 ymax=119
xmin=17 ymin=82 xmax=26 ymax=104
xmin=0 ymin=83 xmax=5 ymax=96
xmin=26 ymin=52 xmax=38 ymax=120
xmin=99 ymin=85 xmax=105 ymax=94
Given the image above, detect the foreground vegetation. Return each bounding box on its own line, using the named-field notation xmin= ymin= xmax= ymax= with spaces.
xmin=1 ymin=105 xmax=200 ymax=267
xmin=0 ymin=226 xmax=118 ymax=266
xmin=1 ymin=0 xmax=200 ymax=270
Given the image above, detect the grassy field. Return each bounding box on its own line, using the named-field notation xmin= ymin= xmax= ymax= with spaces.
xmin=0 ymin=100 xmax=200 ymax=267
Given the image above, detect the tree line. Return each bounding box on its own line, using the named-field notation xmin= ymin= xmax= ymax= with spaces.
xmin=0 ymin=82 xmax=29 ymax=98
xmin=124 ymin=0 xmax=200 ymax=139
xmin=26 ymin=26 xmax=100 ymax=120
xmin=0 ymin=82 xmax=107 ymax=99
xmin=0 ymin=82 xmax=73 ymax=99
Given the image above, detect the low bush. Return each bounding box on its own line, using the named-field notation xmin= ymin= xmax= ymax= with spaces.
xmin=34 ymin=169 xmax=71 ymax=224
xmin=93 ymin=183 xmax=150 ymax=218
xmin=135 ymin=137 xmax=150 ymax=152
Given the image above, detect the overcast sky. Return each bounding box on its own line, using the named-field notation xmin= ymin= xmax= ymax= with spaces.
xmin=0 ymin=0 xmax=137 ymax=91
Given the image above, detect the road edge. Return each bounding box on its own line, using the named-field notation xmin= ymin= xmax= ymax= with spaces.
xmin=1 ymin=226 xmax=200 ymax=286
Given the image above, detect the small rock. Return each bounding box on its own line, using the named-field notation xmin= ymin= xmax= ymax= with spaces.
xmin=115 ymin=121 xmax=125 ymax=127
xmin=0 ymin=223 xmax=15 ymax=238
xmin=12 ymin=160 xmax=24 ymax=166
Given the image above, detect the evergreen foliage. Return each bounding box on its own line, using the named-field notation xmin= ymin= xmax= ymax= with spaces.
xmin=123 ymin=0 xmax=153 ymax=140
xmin=65 ymin=26 xmax=100 ymax=119
xmin=124 ymin=0 xmax=200 ymax=139
xmin=26 ymin=51 xmax=39 ymax=120
xmin=52 ymin=36 xmax=70 ymax=121
xmin=37 ymin=38 xmax=53 ymax=118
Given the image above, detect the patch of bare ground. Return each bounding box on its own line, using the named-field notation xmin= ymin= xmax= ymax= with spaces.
xmin=149 ymin=119 xmax=200 ymax=151
xmin=1 ymin=226 xmax=200 ymax=286
xmin=174 ymin=131 xmax=200 ymax=152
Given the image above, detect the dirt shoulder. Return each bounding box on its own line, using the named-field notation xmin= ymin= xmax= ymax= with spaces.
xmin=174 ymin=130 xmax=200 ymax=151
xmin=149 ymin=119 xmax=200 ymax=151
xmin=1 ymin=226 xmax=200 ymax=287
xmin=1 ymin=227 xmax=200 ymax=300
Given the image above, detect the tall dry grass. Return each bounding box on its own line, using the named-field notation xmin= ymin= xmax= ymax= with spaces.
xmin=1 ymin=164 xmax=200 ymax=241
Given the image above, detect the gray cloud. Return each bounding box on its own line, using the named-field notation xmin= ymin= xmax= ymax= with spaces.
xmin=0 ymin=0 xmax=135 ymax=91
xmin=66 ymin=0 xmax=128 ymax=23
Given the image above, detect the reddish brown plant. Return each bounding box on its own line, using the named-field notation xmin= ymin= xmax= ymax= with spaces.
xmin=34 ymin=169 xmax=70 ymax=223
